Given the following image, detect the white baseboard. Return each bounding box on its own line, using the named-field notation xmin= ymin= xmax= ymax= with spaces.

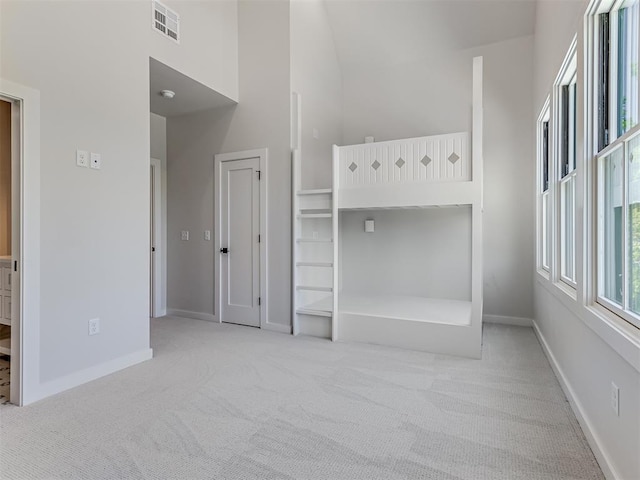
xmin=262 ymin=322 xmax=291 ymax=334
xmin=484 ymin=314 xmax=533 ymax=327
xmin=31 ymin=348 xmax=153 ymax=405
xmin=532 ymin=320 xmax=618 ymax=480
xmin=167 ymin=309 xmax=217 ymax=322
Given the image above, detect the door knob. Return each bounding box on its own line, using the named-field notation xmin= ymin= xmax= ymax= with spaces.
xmin=220 ymin=247 xmax=229 ymax=254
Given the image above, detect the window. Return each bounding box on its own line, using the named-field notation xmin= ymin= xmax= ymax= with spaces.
xmin=538 ymin=103 xmax=551 ymax=272
xmin=597 ymin=0 xmax=638 ymax=149
xmin=594 ymin=0 xmax=640 ymax=328
xmin=560 ymin=67 xmax=578 ymax=285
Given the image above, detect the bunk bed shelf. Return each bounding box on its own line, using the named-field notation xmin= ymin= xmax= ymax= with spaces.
xmin=297 ymin=189 xmax=332 ymax=196
xmin=296 ymin=238 xmax=332 ymax=243
xmin=296 ymin=286 xmax=333 ymax=292
xmin=297 ymin=213 xmax=332 ymax=219
xmin=296 ymin=297 xmax=333 ymax=317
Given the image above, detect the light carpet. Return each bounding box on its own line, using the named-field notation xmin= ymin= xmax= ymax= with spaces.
xmin=0 ymin=318 xmax=603 ymax=479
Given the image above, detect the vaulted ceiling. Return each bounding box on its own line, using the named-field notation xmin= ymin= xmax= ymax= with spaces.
xmin=323 ymin=0 xmax=536 ymax=70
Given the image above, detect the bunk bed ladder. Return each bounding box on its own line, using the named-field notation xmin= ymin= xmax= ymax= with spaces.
xmin=292 ymin=149 xmax=335 ymax=339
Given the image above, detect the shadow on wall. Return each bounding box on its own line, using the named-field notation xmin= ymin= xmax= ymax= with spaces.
xmin=165 ymin=104 xmax=238 ymax=316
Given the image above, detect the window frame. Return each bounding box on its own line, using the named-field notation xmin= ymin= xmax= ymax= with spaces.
xmin=556 ymin=45 xmax=579 ymax=289
xmin=595 ymin=130 xmax=640 ymax=328
xmin=591 ymin=0 xmax=640 ymax=329
xmin=537 ymin=99 xmax=552 ymax=275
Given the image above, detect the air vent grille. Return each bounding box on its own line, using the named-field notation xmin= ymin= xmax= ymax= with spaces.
xmin=152 ymin=1 xmax=179 ymax=43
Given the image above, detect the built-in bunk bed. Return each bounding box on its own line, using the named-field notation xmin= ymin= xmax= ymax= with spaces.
xmin=293 ymin=57 xmax=483 ymax=358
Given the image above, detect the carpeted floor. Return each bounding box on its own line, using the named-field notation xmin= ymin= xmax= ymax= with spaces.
xmin=0 ymin=317 xmax=603 ymax=479
xmin=0 ymin=357 xmax=8 ymax=405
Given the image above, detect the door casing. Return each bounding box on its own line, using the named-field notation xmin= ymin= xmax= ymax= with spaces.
xmin=0 ymin=78 xmax=41 ymax=406
xmin=214 ymin=149 xmax=268 ymax=327
xmin=149 ymin=158 xmax=164 ymax=318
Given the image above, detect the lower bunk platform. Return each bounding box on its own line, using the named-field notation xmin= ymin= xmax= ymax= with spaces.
xmin=298 ymin=293 xmax=482 ymax=358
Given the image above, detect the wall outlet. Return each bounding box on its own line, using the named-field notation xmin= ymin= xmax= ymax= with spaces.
xmin=88 ymin=318 xmax=100 ymax=336
xmin=90 ymin=152 xmax=101 ymax=170
xmin=181 ymin=230 xmax=189 ymax=241
xmin=76 ymin=150 xmax=89 ymax=167
xmin=611 ymin=382 xmax=619 ymax=416
xmin=204 ymin=230 xmax=211 ymax=241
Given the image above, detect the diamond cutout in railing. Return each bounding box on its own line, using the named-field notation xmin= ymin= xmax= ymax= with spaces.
xmin=371 ymin=160 xmax=381 ymax=171
xmin=349 ymin=162 xmax=358 ymax=172
xmin=395 ymin=157 xmax=405 ymax=168
xmin=421 ymin=155 xmax=432 ymax=167
xmin=448 ymin=152 xmax=460 ymax=164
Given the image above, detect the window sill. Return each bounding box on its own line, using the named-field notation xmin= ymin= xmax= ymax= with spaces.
xmin=535 ymin=274 xmax=640 ymax=373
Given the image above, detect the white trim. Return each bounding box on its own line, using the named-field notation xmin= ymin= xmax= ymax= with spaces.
xmin=34 ymin=349 xmax=153 ymax=403
xmin=483 ymin=315 xmax=533 ymax=327
xmin=166 ymin=309 xmax=216 ymax=322
xmin=537 ymin=97 xmax=552 ymax=274
xmin=214 ymin=148 xmax=268 ymax=328
xmin=532 ymin=320 xmax=619 ymax=480
xmin=0 ymin=78 xmax=40 ymax=407
xmin=150 ymin=158 xmax=165 ymax=318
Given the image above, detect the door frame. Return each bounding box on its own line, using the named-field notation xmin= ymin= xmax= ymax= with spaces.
xmin=0 ymin=78 xmax=41 ymax=406
xmin=214 ymin=148 xmax=268 ymax=328
xmin=149 ymin=158 xmax=165 ymax=318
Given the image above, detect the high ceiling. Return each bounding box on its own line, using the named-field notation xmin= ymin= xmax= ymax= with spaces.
xmin=323 ymin=0 xmax=536 ymax=70
xmin=149 ymin=58 xmax=236 ymax=118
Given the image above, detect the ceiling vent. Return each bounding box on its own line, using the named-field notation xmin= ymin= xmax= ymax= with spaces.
xmin=152 ymin=1 xmax=179 ymax=44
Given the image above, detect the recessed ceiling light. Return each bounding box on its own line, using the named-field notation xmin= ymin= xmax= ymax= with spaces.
xmin=159 ymin=89 xmax=175 ymax=99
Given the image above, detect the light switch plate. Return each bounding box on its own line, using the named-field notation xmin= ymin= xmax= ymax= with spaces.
xmin=181 ymin=231 xmax=189 ymax=241
xmin=90 ymin=152 xmax=101 ymax=170
xmin=76 ymin=150 xmax=89 ymax=167
xmin=204 ymin=230 xmax=211 ymax=241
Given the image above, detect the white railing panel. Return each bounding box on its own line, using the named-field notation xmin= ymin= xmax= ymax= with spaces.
xmin=338 ymin=132 xmax=470 ymax=189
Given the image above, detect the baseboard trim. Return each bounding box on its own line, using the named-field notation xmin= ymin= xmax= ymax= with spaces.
xmin=263 ymin=322 xmax=292 ymax=334
xmin=484 ymin=314 xmax=533 ymax=327
xmin=32 ymin=348 xmax=153 ymax=405
xmin=167 ymin=309 xmax=217 ymax=323
xmin=532 ymin=320 xmax=619 ymax=480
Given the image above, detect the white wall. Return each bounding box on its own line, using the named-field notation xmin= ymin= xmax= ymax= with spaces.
xmin=166 ymin=0 xmax=291 ymax=327
xmin=533 ymin=2 xmax=640 ymax=478
xmin=166 ymin=106 xmax=235 ymax=316
xmin=290 ymin=0 xmax=343 ymax=190
xmin=150 ymin=0 xmax=239 ymax=102
xmin=150 ymin=113 xmax=167 ymax=162
xmin=340 ymin=208 xmax=471 ymax=301
xmin=0 ymin=0 xmax=238 ymax=397
xmin=342 ymin=36 xmax=535 ymax=321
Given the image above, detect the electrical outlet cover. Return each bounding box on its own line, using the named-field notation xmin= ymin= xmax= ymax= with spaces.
xmin=88 ymin=318 xmax=100 ymax=336
xmin=76 ymin=150 xmax=89 ymax=167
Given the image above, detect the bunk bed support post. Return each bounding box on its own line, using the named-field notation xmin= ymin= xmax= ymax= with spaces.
xmin=332 ymin=144 xmax=339 ymax=342
xmin=471 ymin=56 xmax=484 ymax=357
xmin=291 ymin=92 xmax=302 ymax=336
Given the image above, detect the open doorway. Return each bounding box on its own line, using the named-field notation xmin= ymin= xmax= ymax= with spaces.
xmin=0 ymin=94 xmax=21 ymax=405
xmin=0 ymin=99 xmax=11 ymax=403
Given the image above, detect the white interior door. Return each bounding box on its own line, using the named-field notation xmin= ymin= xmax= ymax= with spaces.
xmin=220 ymin=157 xmax=260 ymax=327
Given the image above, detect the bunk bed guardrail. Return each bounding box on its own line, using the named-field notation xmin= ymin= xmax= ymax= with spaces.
xmin=337 ymin=131 xmax=470 ymax=189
